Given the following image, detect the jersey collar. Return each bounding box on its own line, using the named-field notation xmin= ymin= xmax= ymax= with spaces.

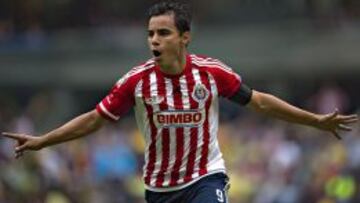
xmin=155 ymin=54 xmax=192 ymax=78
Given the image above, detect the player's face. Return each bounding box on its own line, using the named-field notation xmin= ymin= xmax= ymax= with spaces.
xmin=148 ymin=13 xmax=190 ymax=65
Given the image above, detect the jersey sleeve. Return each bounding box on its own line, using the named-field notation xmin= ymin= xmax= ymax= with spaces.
xmin=208 ymin=60 xmax=242 ymax=98
xmin=96 ymin=74 xmax=136 ymax=121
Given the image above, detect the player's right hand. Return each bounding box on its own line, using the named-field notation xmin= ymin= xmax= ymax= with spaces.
xmin=2 ymin=132 xmax=44 ymax=159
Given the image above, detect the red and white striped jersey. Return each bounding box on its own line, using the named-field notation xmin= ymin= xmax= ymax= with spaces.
xmin=96 ymin=54 xmax=242 ymax=192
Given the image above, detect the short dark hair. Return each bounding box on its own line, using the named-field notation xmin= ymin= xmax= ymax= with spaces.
xmin=147 ymin=1 xmax=192 ymax=34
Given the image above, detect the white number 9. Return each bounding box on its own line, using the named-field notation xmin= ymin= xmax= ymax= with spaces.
xmin=216 ymin=189 xmax=224 ymax=202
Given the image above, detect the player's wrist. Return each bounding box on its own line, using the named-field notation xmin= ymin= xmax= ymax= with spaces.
xmin=311 ymin=114 xmax=323 ymax=129
xmin=39 ymin=134 xmax=51 ymax=149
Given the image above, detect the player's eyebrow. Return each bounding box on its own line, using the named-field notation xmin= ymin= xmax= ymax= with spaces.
xmin=158 ymin=28 xmax=171 ymax=35
xmin=147 ymin=28 xmax=172 ymax=36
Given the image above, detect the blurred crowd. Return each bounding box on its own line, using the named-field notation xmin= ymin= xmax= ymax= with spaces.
xmin=0 ymin=1 xmax=359 ymax=203
xmin=0 ymin=83 xmax=359 ymax=203
xmin=1 ymin=0 xmax=360 ymax=49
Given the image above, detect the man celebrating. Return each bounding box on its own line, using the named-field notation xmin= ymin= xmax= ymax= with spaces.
xmin=2 ymin=2 xmax=358 ymax=203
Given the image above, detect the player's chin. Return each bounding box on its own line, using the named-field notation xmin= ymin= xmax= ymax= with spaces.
xmin=154 ymin=55 xmax=162 ymax=62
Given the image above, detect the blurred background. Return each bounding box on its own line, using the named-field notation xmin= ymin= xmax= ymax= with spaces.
xmin=0 ymin=0 xmax=360 ymax=202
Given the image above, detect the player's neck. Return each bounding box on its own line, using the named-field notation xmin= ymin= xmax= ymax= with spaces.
xmin=158 ymin=52 xmax=187 ymax=76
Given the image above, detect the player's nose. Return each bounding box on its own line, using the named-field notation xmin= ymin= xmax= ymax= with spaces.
xmin=150 ymin=34 xmax=160 ymax=46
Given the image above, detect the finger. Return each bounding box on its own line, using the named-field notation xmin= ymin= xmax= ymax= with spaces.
xmin=332 ymin=130 xmax=342 ymax=140
xmin=338 ymin=114 xmax=358 ymax=120
xmin=15 ymin=144 xmax=28 ymax=153
xmin=2 ymin=132 xmax=24 ymax=140
xmin=338 ymin=124 xmax=352 ymax=131
xmin=340 ymin=118 xmax=359 ymax=124
xmin=337 ymin=115 xmax=358 ymax=123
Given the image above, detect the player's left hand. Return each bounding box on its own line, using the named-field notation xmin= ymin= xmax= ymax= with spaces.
xmin=315 ymin=109 xmax=358 ymax=139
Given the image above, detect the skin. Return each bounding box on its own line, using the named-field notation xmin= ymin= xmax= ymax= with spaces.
xmin=2 ymin=13 xmax=359 ymax=159
xmin=148 ymin=12 xmax=190 ymax=75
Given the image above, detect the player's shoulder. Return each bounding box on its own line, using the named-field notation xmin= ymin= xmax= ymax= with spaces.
xmin=189 ymin=54 xmax=233 ymax=72
xmin=129 ymin=58 xmax=156 ymax=75
xmin=115 ymin=58 xmax=156 ymax=86
xmin=190 ymin=54 xmax=217 ymax=63
xmin=125 ymin=59 xmax=156 ymax=78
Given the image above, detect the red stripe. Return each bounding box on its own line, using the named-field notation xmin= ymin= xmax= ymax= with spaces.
xmin=183 ymin=128 xmax=198 ymax=182
xmin=155 ymin=74 xmax=170 ymax=187
xmin=183 ymin=70 xmax=199 ymax=183
xmin=198 ymin=71 xmax=212 ymax=176
xmin=169 ymin=127 xmax=184 ymax=186
xmin=169 ymin=78 xmax=185 ymax=186
xmin=155 ymin=130 xmax=170 ymax=187
xmin=143 ymin=74 xmax=158 ymax=185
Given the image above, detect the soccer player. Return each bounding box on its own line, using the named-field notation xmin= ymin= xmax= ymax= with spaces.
xmin=2 ymin=2 xmax=358 ymax=203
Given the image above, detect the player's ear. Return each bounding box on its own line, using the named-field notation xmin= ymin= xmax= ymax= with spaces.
xmin=181 ymin=31 xmax=191 ymax=47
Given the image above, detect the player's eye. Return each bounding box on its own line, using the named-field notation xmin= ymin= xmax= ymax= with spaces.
xmin=158 ymin=29 xmax=171 ymax=36
xmin=148 ymin=30 xmax=154 ymax=37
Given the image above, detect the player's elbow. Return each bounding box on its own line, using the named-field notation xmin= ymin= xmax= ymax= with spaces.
xmin=77 ymin=110 xmax=106 ymax=134
xmin=249 ymin=91 xmax=273 ymax=113
xmin=88 ymin=110 xmax=106 ymax=129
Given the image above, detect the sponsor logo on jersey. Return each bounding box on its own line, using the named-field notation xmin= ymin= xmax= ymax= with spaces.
xmin=192 ymin=83 xmax=209 ymax=105
xmin=154 ymin=109 xmax=205 ymax=128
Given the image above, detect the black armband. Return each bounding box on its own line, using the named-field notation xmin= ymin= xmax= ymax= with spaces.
xmin=229 ymin=84 xmax=253 ymax=106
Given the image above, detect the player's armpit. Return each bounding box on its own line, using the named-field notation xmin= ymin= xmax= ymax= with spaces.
xmin=228 ymin=84 xmax=253 ymax=106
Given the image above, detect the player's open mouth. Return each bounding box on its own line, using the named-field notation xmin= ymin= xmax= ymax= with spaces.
xmin=153 ymin=50 xmax=161 ymax=57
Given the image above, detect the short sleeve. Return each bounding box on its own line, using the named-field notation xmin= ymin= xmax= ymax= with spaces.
xmin=96 ymin=75 xmax=136 ymax=121
xmin=207 ymin=60 xmax=242 ymax=98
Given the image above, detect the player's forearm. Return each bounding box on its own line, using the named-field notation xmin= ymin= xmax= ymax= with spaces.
xmin=249 ymin=91 xmax=319 ymax=127
xmin=40 ymin=110 xmax=105 ymax=148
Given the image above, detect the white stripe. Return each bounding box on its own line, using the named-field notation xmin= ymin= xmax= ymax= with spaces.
xmin=180 ymin=75 xmax=190 ymax=110
xmin=191 ymin=68 xmax=204 ymax=179
xmin=149 ymin=71 xmax=162 ymax=187
xmin=99 ymin=102 xmax=119 ymax=120
xmin=149 ymin=71 xmax=160 ymax=113
xmin=106 ymin=97 xmax=111 ymax=104
xmin=177 ymin=75 xmax=191 ymax=185
xmin=207 ymin=73 xmax=225 ymax=173
xmin=134 ymin=80 xmax=152 ymax=177
xmin=192 ymin=67 xmax=201 ymax=82
xmin=134 ymin=80 xmax=148 ymax=142
xmin=162 ymin=78 xmax=176 ymax=186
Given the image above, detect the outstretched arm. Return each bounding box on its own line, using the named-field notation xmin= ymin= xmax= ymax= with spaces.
xmin=2 ymin=109 xmax=106 ymax=158
xmin=247 ymin=90 xmax=358 ymax=139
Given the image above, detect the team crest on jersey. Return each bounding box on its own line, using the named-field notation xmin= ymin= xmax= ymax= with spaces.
xmin=192 ymin=83 xmax=209 ymax=104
